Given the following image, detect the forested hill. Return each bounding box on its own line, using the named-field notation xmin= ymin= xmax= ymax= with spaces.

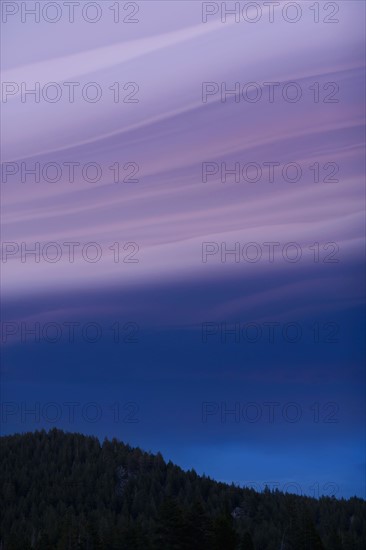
xmin=0 ymin=429 xmax=365 ymax=549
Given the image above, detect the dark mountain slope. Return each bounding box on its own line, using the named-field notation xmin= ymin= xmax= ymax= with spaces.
xmin=0 ymin=429 xmax=365 ymax=549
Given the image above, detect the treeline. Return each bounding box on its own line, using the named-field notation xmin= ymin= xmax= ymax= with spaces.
xmin=0 ymin=429 xmax=365 ymax=549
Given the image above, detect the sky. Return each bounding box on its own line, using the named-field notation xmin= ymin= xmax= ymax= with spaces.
xmin=0 ymin=0 xmax=365 ymax=499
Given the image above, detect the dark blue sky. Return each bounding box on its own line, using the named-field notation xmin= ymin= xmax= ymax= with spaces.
xmin=1 ymin=0 xmax=365 ymax=502
xmin=2 ymin=260 xmax=365 ymax=499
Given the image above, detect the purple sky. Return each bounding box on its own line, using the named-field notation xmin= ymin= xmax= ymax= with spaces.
xmin=1 ymin=1 xmax=365 ymax=499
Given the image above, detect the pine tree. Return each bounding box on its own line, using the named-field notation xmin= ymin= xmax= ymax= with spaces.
xmin=153 ymin=497 xmax=186 ymax=550
xmin=240 ymin=531 xmax=254 ymax=550
xmin=212 ymin=515 xmax=238 ymax=550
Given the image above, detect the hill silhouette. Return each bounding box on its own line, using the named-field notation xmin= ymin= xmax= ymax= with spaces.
xmin=0 ymin=429 xmax=365 ymax=549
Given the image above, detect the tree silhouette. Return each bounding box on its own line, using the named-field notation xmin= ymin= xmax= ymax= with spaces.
xmin=0 ymin=430 xmax=365 ymax=550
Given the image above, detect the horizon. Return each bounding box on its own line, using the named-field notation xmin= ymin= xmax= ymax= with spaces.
xmin=2 ymin=427 xmax=364 ymax=503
